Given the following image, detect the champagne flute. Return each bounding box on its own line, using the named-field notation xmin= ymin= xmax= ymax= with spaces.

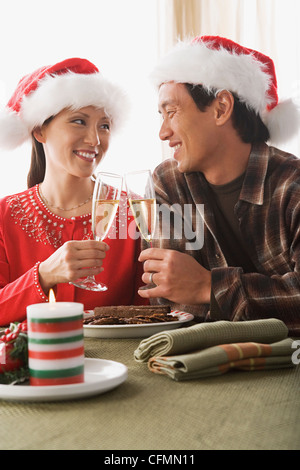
xmin=72 ymin=172 xmax=123 ymax=292
xmin=125 ymin=169 xmax=156 ymax=290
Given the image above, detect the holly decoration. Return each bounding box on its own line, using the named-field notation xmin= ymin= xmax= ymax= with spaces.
xmin=0 ymin=320 xmax=29 ymax=384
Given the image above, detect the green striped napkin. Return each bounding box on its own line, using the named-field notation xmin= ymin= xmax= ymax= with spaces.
xmin=148 ymin=338 xmax=295 ymax=381
xmin=134 ymin=319 xmax=296 ymax=381
xmin=134 ymin=319 xmax=289 ymax=362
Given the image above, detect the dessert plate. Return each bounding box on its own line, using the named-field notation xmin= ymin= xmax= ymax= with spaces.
xmin=0 ymin=358 xmax=127 ymax=402
xmin=83 ymin=310 xmax=194 ymax=339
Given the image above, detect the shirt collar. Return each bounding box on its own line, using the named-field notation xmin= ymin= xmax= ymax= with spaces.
xmin=239 ymin=143 xmax=269 ymax=205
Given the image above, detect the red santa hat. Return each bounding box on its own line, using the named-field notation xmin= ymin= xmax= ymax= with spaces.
xmin=0 ymin=57 xmax=128 ymax=150
xmin=150 ymin=35 xmax=300 ymax=145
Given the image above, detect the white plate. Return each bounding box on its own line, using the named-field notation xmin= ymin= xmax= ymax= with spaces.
xmin=0 ymin=358 xmax=127 ymax=402
xmin=83 ymin=310 xmax=194 ymax=338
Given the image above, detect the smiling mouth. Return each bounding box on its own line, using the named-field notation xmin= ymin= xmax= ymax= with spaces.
xmin=74 ymin=150 xmax=98 ymax=163
xmin=172 ymin=144 xmax=182 ymax=158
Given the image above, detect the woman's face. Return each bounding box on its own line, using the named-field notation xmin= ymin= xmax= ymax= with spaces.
xmin=35 ymin=106 xmax=111 ymax=179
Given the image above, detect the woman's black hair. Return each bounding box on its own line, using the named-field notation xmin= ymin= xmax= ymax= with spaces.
xmin=27 ymin=117 xmax=53 ymax=188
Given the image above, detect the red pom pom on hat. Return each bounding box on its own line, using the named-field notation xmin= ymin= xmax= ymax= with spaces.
xmin=0 ymin=58 xmax=128 ymax=150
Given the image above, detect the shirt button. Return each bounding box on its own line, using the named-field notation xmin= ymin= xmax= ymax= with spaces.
xmin=215 ymin=253 xmax=221 ymax=259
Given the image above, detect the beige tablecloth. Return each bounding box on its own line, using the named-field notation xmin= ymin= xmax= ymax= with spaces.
xmin=0 ymin=335 xmax=299 ymax=450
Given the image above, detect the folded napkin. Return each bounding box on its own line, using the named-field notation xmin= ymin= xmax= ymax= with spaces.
xmin=134 ymin=318 xmax=289 ymax=363
xmin=148 ymin=338 xmax=295 ymax=381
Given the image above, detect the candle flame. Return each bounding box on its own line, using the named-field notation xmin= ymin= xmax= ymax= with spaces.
xmin=49 ymin=289 xmax=56 ymax=303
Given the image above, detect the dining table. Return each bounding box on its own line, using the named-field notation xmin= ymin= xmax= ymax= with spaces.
xmin=0 ymin=331 xmax=299 ymax=452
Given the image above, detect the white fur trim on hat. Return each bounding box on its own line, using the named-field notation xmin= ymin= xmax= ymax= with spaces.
xmin=262 ymin=98 xmax=300 ymax=145
xmin=150 ymin=38 xmax=300 ymax=145
xmin=0 ymin=71 xmax=128 ymax=150
xmin=0 ymin=110 xmax=29 ymax=150
xmin=150 ymin=40 xmax=273 ymax=115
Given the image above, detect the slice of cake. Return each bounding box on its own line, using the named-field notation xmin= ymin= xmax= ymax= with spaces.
xmin=83 ymin=305 xmax=175 ymax=325
xmin=94 ymin=305 xmax=171 ymax=318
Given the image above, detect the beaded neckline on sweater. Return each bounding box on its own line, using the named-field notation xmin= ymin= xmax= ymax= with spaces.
xmin=6 ymin=186 xmax=92 ymax=248
xmin=35 ymin=185 xmax=91 ymax=221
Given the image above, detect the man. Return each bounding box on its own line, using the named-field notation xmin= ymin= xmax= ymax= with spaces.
xmin=138 ymin=36 xmax=300 ymax=336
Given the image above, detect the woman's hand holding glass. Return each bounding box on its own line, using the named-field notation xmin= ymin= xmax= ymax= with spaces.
xmin=38 ymin=239 xmax=109 ymax=294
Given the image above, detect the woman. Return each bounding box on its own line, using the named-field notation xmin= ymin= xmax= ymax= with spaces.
xmin=0 ymin=58 xmax=146 ymax=326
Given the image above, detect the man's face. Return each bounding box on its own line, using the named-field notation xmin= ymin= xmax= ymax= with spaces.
xmin=158 ymin=82 xmax=218 ymax=173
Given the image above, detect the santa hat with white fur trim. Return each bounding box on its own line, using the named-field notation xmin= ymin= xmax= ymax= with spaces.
xmin=0 ymin=57 xmax=128 ymax=150
xmin=150 ymin=35 xmax=300 ymax=145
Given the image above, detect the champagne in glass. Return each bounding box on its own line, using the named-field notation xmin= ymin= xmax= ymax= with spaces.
xmin=125 ymin=169 xmax=156 ymax=289
xmin=129 ymin=198 xmax=156 ymax=245
xmin=72 ymin=172 xmax=123 ymax=292
xmin=93 ymin=199 xmax=119 ymax=242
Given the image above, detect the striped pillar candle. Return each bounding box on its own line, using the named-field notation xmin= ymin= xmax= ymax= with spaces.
xmin=26 ymin=302 xmax=85 ymax=386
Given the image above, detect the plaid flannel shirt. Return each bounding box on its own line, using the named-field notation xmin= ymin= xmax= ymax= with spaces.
xmin=152 ymin=143 xmax=300 ymax=336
